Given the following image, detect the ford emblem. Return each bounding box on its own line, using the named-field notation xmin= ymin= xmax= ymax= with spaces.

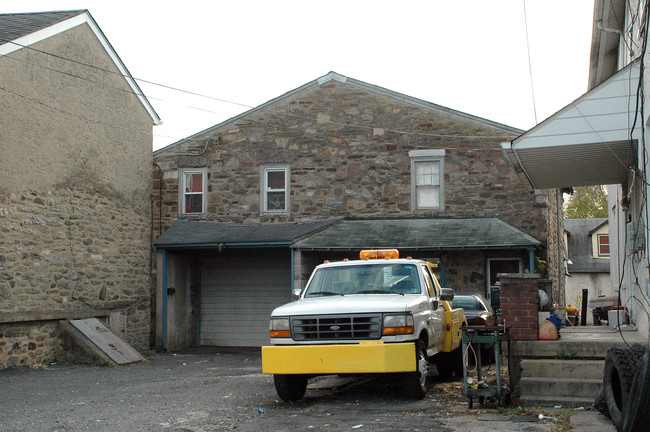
xmin=330 ymin=325 xmax=341 ymax=331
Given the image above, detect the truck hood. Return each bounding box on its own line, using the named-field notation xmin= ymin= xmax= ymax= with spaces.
xmin=271 ymin=295 xmax=422 ymax=316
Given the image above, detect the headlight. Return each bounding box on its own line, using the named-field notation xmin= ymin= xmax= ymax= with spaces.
xmin=269 ymin=318 xmax=291 ymax=338
xmin=383 ymin=314 xmax=414 ymax=335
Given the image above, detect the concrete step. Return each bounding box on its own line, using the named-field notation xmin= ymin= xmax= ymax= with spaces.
xmin=521 ymin=359 xmax=604 ymax=380
xmin=519 ymin=394 xmax=596 ymax=408
xmin=519 ymin=376 xmax=602 ymax=399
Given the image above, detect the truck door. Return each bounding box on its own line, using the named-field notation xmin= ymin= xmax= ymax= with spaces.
xmin=420 ymin=264 xmax=445 ymax=352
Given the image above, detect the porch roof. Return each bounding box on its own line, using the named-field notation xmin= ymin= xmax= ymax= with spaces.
xmin=153 ymin=219 xmax=340 ymax=248
xmin=502 ymin=61 xmax=640 ymax=190
xmin=292 ymin=218 xmax=540 ymax=251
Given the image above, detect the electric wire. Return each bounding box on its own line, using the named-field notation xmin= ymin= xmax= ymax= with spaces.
xmin=522 ymin=0 xmax=538 ymax=124
xmin=0 ymin=37 xmax=518 ymax=144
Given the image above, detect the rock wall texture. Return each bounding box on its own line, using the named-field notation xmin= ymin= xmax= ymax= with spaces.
xmin=153 ymin=75 xmax=560 ymax=302
xmin=0 ymin=189 xmax=151 ymax=368
xmin=0 ymin=22 xmax=154 ymax=368
xmin=154 ymin=77 xmax=548 ymax=241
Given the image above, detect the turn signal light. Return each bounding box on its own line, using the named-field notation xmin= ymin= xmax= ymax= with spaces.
xmin=383 ymin=326 xmax=414 ymax=335
xmin=360 ymin=249 xmax=399 ymax=260
xmin=270 ymin=330 xmax=291 ymax=338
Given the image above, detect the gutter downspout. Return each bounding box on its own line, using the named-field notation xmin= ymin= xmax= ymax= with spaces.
xmin=161 ymin=248 xmax=168 ymax=351
xmin=557 ymin=189 xmax=564 ymax=307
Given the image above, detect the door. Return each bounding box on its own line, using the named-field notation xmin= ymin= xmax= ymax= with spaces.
xmin=200 ymin=253 xmax=291 ymax=346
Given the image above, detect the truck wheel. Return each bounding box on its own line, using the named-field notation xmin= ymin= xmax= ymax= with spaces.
xmin=450 ymin=348 xmax=464 ymax=377
xmin=622 ymin=349 xmax=650 ymax=432
xmin=404 ymin=340 xmax=428 ymax=399
xmin=273 ymin=374 xmax=308 ymax=402
xmin=604 ymin=346 xmax=645 ymax=429
xmin=436 ymin=351 xmax=458 ymax=378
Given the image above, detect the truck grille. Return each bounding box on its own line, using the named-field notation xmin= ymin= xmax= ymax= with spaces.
xmin=291 ymin=314 xmax=382 ymax=341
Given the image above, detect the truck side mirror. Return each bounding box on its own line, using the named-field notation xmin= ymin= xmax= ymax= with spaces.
xmin=292 ymin=288 xmax=302 ymax=300
xmin=440 ymin=288 xmax=454 ymax=301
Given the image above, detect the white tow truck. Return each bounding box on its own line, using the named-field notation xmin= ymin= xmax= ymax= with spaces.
xmin=262 ymin=249 xmax=467 ymax=401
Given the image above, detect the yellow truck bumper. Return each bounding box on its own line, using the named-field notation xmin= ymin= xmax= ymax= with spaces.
xmin=262 ymin=341 xmax=416 ymax=375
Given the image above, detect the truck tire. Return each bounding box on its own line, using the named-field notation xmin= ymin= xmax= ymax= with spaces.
xmin=273 ymin=374 xmax=308 ymax=402
xmin=622 ymin=349 xmax=650 ymax=432
xmin=604 ymin=346 xmax=645 ymax=430
xmin=404 ymin=340 xmax=428 ymax=399
xmin=436 ymin=354 xmax=453 ymax=379
xmin=450 ymin=348 xmax=464 ymax=377
xmin=435 ymin=349 xmax=462 ymax=378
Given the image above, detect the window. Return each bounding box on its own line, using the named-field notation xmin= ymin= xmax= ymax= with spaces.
xmin=261 ymin=165 xmax=290 ymax=214
xmin=597 ymin=234 xmax=610 ymax=257
xmin=180 ymin=168 xmax=207 ymax=215
xmin=410 ymin=150 xmax=445 ymax=210
xmin=420 ymin=264 xmax=438 ymax=298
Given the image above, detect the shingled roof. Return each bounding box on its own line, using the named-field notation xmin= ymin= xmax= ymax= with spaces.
xmin=0 ymin=10 xmax=86 ymax=43
xmin=154 ymin=218 xmax=540 ymax=251
xmin=154 ymin=219 xmax=341 ymax=248
xmin=292 ymin=218 xmax=540 ymax=251
xmin=565 ymin=218 xmax=610 ymax=273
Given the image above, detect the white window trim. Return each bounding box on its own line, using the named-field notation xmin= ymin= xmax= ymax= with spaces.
xmin=261 ymin=164 xmax=290 ymax=215
xmin=597 ymin=234 xmax=610 ymax=257
xmin=409 ymin=149 xmax=445 ymax=211
xmin=179 ymin=168 xmax=208 ymax=216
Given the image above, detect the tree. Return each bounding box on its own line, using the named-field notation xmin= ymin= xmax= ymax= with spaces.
xmin=564 ymin=185 xmax=608 ymax=218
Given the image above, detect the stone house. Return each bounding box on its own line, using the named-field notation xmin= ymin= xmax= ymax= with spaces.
xmin=0 ymin=10 xmax=161 ymax=368
xmin=564 ymin=218 xmax=610 ymax=323
xmin=153 ymin=72 xmax=563 ymax=351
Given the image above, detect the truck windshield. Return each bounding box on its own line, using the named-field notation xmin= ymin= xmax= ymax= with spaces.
xmin=304 ymin=263 xmax=421 ymax=296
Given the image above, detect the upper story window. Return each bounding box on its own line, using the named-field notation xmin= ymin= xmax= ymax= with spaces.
xmin=261 ymin=165 xmax=290 ymax=214
xmin=180 ymin=168 xmax=207 ymax=215
xmin=597 ymin=234 xmax=610 ymax=257
xmin=410 ymin=149 xmax=445 ymax=211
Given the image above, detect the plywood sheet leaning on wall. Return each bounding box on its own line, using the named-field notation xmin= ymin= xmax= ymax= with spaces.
xmin=61 ymin=318 xmax=145 ymax=365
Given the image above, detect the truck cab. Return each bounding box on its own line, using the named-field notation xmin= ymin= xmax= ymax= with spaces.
xmin=262 ymin=249 xmax=467 ymax=401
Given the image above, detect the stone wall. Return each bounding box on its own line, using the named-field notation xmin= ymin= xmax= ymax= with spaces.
xmin=0 ymin=321 xmax=60 ymax=368
xmin=153 ymin=79 xmax=548 ymax=242
xmin=0 ymin=188 xmax=151 ymax=368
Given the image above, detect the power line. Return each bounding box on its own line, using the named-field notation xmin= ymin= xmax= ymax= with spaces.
xmin=1 ymin=37 xmax=519 ymax=144
xmin=522 ymin=0 xmax=538 ymax=125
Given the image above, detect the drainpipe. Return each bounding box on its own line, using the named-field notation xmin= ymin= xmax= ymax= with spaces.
xmin=557 ymin=189 xmax=564 ymax=307
xmin=161 ymin=249 xmax=168 ymax=351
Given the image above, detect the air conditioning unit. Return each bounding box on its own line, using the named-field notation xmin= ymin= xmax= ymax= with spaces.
xmin=626 ymin=219 xmax=646 ymax=253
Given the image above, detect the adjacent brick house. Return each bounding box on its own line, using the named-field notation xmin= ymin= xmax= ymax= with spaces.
xmin=0 ymin=10 xmax=161 ymax=368
xmin=153 ymin=72 xmax=562 ymax=351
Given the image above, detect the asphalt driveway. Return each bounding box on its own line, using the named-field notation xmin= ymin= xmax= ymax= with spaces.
xmin=0 ymin=348 xmax=601 ymax=431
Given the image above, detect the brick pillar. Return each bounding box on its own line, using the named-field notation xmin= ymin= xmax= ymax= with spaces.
xmin=498 ymin=273 xmax=540 ymax=340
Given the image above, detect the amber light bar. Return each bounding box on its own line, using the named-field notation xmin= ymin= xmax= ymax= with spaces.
xmin=359 ymin=249 xmax=399 ymax=260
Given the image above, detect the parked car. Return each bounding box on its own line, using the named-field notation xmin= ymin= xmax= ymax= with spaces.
xmin=452 ymin=294 xmax=495 ymax=326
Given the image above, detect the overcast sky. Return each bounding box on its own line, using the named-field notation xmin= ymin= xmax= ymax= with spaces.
xmin=3 ymin=1 xmax=595 ymax=150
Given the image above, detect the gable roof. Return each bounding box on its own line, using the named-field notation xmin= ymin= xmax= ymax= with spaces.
xmin=564 ymin=218 xmax=610 ymax=273
xmin=154 ymin=71 xmax=523 ymax=156
xmin=292 ymin=218 xmax=540 ymax=251
xmin=0 ymin=10 xmax=161 ymax=125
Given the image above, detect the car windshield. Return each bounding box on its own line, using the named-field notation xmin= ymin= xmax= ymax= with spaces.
xmin=452 ymin=296 xmax=483 ymax=310
xmin=304 ymin=263 xmax=421 ymax=296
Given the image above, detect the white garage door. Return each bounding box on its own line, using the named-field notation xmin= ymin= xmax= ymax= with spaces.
xmin=200 ymin=254 xmax=292 ymax=347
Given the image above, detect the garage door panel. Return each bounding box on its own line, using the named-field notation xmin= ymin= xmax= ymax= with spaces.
xmin=200 ymin=254 xmax=291 ymax=347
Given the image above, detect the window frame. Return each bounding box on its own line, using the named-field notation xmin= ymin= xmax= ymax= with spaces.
xmin=597 ymin=234 xmax=610 ymax=257
xmin=261 ymin=164 xmax=290 ymax=215
xmin=409 ymin=149 xmax=445 ymax=211
xmin=179 ymin=168 xmax=208 ymax=216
